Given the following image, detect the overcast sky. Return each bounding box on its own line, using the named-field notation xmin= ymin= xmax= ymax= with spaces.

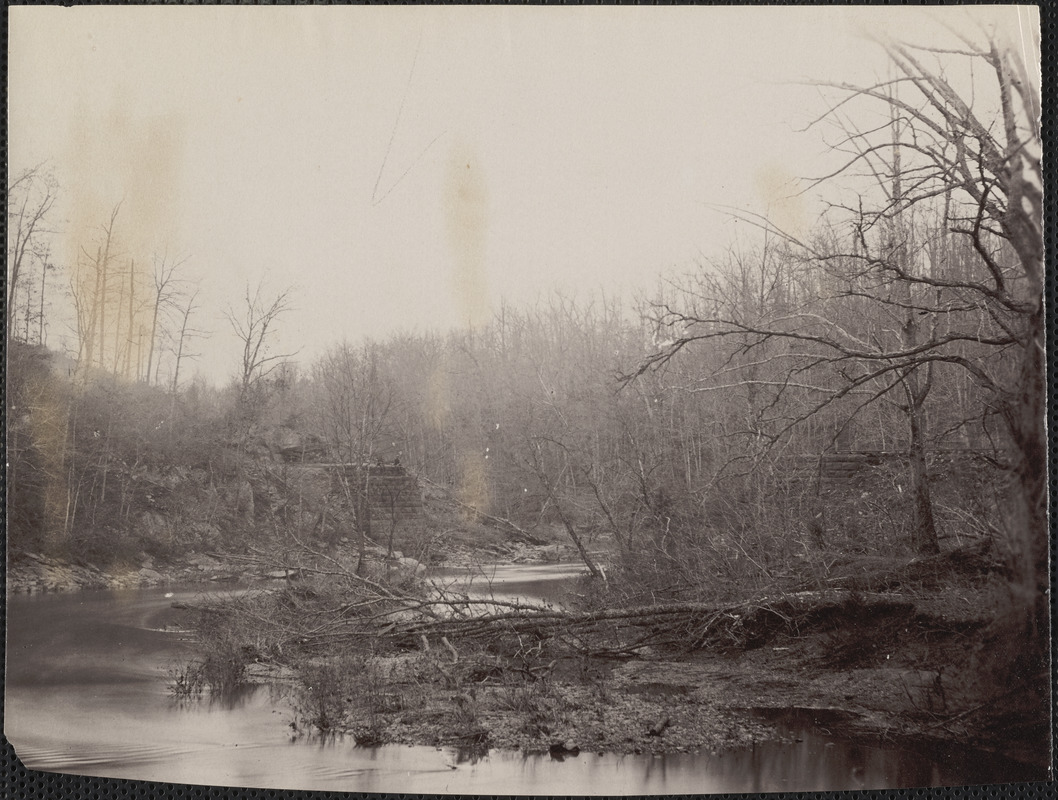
xmin=8 ymin=5 xmax=1038 ymax=386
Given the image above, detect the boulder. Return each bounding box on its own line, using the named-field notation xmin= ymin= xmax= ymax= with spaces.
xmin=384 ymin=555 xmax=426 ymax=578
xmin=549 ymin=741 xmax=580 ymax=759
xmin=537 ymin=544 xmax=565 ymax=562
xmin=395 ymin=556 xmax=426 ymax=576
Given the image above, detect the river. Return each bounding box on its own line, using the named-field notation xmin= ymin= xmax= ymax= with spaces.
xmin=5 ymin=564 xmax=1041 ymax=792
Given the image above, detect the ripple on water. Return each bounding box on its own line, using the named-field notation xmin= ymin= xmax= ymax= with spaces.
xmin=6 ymin=581 xmax=1045 ymax=792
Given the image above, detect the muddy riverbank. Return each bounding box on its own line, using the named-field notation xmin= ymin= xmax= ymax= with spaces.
xmin=11 ymin=537 xmax=1048 ymax=780
xmin=278 ymin=601 xmax=1046 ymax=774
xmin=213 ymin=552 xmax=1048 ymax=776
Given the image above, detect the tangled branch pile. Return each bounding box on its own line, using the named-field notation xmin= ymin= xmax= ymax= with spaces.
xmin=189 ymin=538 xmax=974 ymax=666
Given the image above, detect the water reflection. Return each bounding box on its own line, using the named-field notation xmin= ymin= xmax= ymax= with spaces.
xmin=167 ymin=683 xmax=269 ymax=713
xmin=6 ymin=583 xmax=1044 ymax=792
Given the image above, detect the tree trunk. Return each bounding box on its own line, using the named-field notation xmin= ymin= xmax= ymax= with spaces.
xmin=905 ymin=394 xmax=940 ymax=556
xmin=1003 ymin=301 xmax=1047 ymax=650
xmin=123 ymin=260 xmax=136 ymax=379
xmin=99 ymin=253 xmax=109 ymax=371
xmin=37 ymin=256 xmax=48 ymax=345
xmin=146 ymin=285 xmax=161 ymax=386
xmin=546 ymin=485 xmax=602 ymax=579
xmin=891 ymin=112 xmax=939 ymax=558
xmin=356 ymin=470 xmax=371 ymax=576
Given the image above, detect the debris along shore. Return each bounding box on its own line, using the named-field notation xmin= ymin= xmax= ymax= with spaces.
xmin=174 ymin=537 xmax=1048 ymax=770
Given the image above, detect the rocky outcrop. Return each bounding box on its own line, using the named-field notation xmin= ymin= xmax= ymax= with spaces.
xmin=7 ymin=552 xmax=165 ymax=593
xmin=6 ymin=551 xmax=250 ymax=594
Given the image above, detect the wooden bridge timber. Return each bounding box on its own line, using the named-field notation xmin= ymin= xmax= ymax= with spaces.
xmin=783 ymin=449 xmax=989 ymax=487
xmin=300 ymin=462 xmax=426 ymax=538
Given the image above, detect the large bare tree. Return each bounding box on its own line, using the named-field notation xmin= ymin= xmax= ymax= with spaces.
xmin=636 ymin=25 xmax=1042 ymax=607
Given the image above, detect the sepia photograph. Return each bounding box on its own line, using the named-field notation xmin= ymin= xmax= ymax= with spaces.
xmin=5 ymin=4 xmax=1048 ymax=794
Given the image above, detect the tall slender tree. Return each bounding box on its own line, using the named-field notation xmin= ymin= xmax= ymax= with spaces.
xmin=7 ymin=166 xmax=58 ymax=341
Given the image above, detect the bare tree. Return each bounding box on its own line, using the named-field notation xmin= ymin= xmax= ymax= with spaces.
xmin=15 ymin=241 xmax=57 ymax=346
xmin=71 ymin=202 xmax=123 ymax=374
xmin=811 ymin=27 xmax=1043 ymax=590
xmin=168 ymin=287 xmax=207 ymax=393
xmin=636 ymin=28 xmax=1041 ymax=572
xmin=226 ymin=282 xmax=298 ymax=398
xmin=34 ymin=244 xmax=57 ymax=346
xmin=145 ymin=250 xmax=191 ymax=385
xmin=313 ymin=341 xmax=394 ymax=574
xmin=220 ymin=281 xmax=298 ymax=527
xmin=7 ymin=165 xmax=58 ymax=341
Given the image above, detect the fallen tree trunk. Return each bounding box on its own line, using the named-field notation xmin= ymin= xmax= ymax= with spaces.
xmin=193 ymin=579 xmax=915 ymax=659
xmin=397 ymin=589 xmax=912 ymax=651
xmin=192 ymin=544 xmax=930 ymax=660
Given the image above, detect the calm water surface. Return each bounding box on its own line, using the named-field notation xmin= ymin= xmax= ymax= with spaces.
xmin=427 ymin=562 xmax=589 ymax=605
xmin=5 ymin=566 xmax=1043 ymax=792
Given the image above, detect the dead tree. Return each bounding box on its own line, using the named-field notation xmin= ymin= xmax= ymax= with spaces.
xmin=6 ymin=166 xmax=58 ymax=342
